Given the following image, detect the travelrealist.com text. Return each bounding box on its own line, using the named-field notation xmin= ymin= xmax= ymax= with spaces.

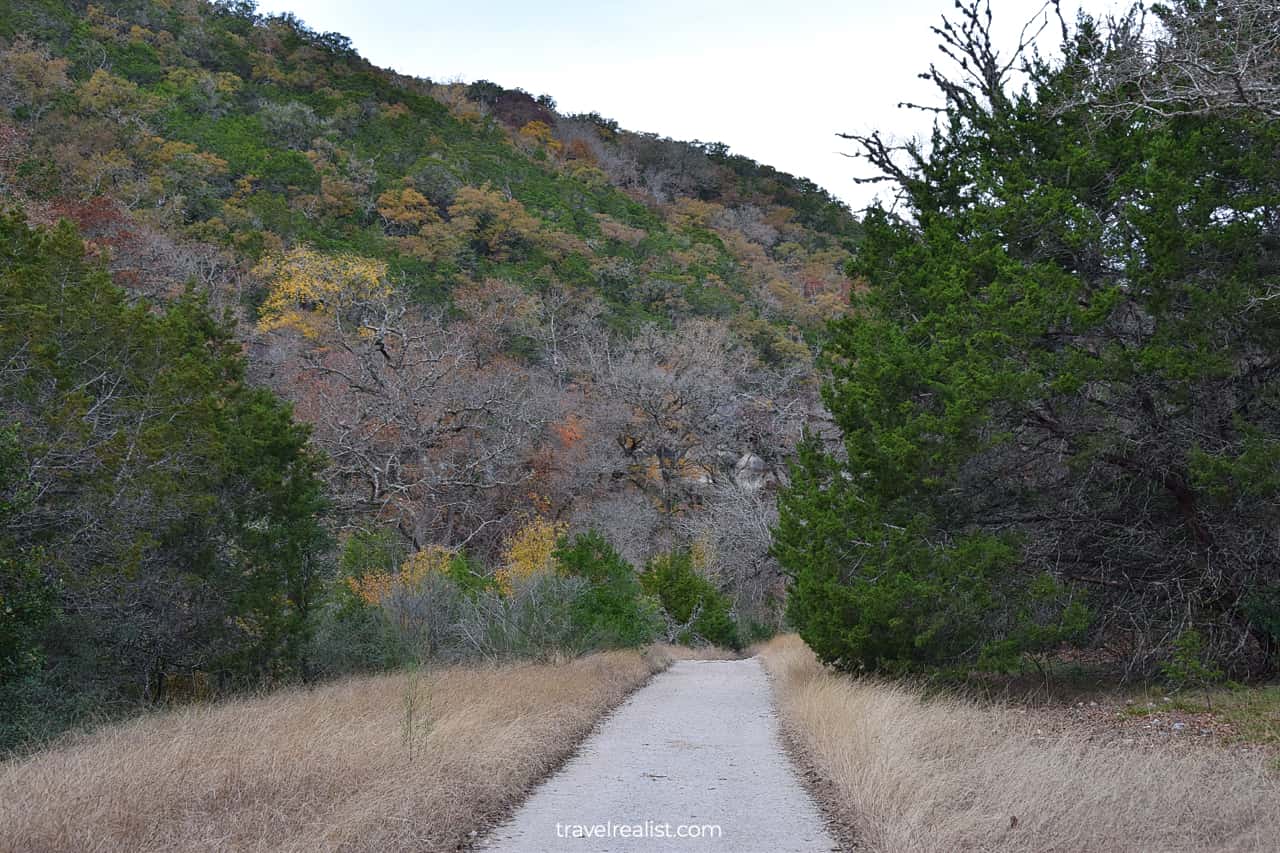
xmin=555 ymin=821 xmax=723 ymax=839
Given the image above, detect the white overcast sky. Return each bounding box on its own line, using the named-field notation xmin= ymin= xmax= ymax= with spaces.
xmin=253 ymin=0 xmax=1118 ymax=210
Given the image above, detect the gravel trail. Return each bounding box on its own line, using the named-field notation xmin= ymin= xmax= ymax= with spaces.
xmin=481 ymin=657 xmax=839 ymax=852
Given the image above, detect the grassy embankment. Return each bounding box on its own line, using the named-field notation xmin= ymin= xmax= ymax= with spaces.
xmin=0 ymin=647 xmax=699 ymax=852
xmin=759 ymin=634 xmax=1280 ymax=853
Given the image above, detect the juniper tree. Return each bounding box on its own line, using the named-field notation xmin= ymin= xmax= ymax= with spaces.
xmin=776 ymin=0 xmax=1280 ymax=676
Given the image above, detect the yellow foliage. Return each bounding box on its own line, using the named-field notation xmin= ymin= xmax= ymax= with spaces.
xmin=517 ymin=120 xmax=562 ymax=154
xmin=209 ymin=69 xmax=241 ymax=94
xmin=494 ymin=517 xmax=568 ymax=595
xmin=143 ymin=136 xmax=228 ymax=176
xmin=0 ymin=39 xmax=71 ymax=111
xmin=447 ymin=184 xmax=543 ymax=258
xmin=518 ymin=120 xmax=554 ymax=144
xmin=690 ymin=538 xmax=714 ymax=572
xmin=231 ymin=175 xmax=257 ymax=201
xmin=250 ymin=54 xmax=286 ymax=84
xmin=255 ymin=246 xmax=391 ymax=339
xmin=164 ymin=68 xmax=242 ymax=98
xmin=566 ymin=162 xmax=609 ymax=188
xmin=56 ymin=144 xmax=133 ymax=196
xmin=376 ymin=187 xmax=440 ymax=230
xmin=77 ymin=69 xmax=153 ymax=120
xmin=389 ymin=183 xmax=583 ymax=263
xmin=401 ymin=545 xmax=456 ymax=586
xmin=346 ymin=545 xmax=456 ymax=606
xmin=764 ymin=206 xmax=796 ymax=228
xmin=669 ymin=197 xmax=723 ymax=231
xmin=428 ymin=82 xmax=484 ymax=122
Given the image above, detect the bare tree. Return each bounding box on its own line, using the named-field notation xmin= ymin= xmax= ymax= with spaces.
xmin=1081 ymin=0 xmax=1280 ymax=119
xmin=265 ymin=291 xmax=549 ymax=554
xmin=677 ymin=480 xmax=785 ymax=630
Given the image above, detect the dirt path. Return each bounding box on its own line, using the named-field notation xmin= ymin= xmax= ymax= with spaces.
xmin=481 ymin=658 xmax=838 ymax=852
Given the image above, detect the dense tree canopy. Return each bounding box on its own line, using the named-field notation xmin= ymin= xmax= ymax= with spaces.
xmin=0 ymin=212 xmax=329 ymax=747
xmin=777 ymin=0 xmax=1280 ymax=677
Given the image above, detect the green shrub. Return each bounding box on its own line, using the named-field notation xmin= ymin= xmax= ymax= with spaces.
xmin=441 ymin=550 xmax=493 ymax=597
xmin=738 ymin=618 xmax=779 ymax=647
xmin=1244 ymin=585 xmax=1280 ymax=654
xmin=0 ymin=663 xmax=105 ymax=756
xmin=306 ymin=529 xmax=405 ymax=676
xmin=0 ymin=557 xmax=53 ymax=687
xmin=1161 ymin=629 xmax=1225 ymax=695
xmin=777 ymin=440 xmax=1090 ymax=674
xmin=0 ymin=425 xmax=54 ymax=694
xmin=319 ymin=531 xmax=504 ymax=668
xmin=315 ymin=529 xmax=657 ymax=667
xmin=554 ymin=531 xmax=660 ymax=649
xmin=382 ymin=569 xmax=468 ymax=661
xmin=308 ymin=596 xmax=411 ymax=677
xmin=641 ymin=550 xmax=741 ymax=650
xmin=338 ymin=527 xmax=406 ymax=579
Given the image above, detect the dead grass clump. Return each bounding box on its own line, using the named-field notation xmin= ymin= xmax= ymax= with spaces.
xmin=759 ymin=634 xmax=1280 ymax=853
xmin=656 ymin=643 xmax=742 ymax=661
xmin=0 ymin=649 xmax=668 ymax=852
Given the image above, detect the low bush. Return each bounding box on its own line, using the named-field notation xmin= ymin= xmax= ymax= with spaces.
xmin=309 ymin=527 xmax=661 ymax=669
xmin=555 ymin=531 xmax=662 ymax=649
xmin=641 ymin=549 xmax=741 ymax=650
xmin=455 ymin=571 xmax=590 ymax=660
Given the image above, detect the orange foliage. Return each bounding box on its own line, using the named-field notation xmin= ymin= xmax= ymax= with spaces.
xmin=553 ymin=414 xmax=585 ymax=448
xmin=563 ymin=138 xmax=595 ymax=163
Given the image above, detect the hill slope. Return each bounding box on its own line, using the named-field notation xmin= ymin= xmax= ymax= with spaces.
xmin=0 ymin=0 xmax=856 ymax=747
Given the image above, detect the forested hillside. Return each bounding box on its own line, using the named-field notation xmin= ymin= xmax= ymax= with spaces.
xmin=4 ymin=3 xmax=1280 ymax=849
xmin=7 ymin=0 xmax=1278 ymax=765
xmin=0 ymin=0 xmax=858 ymax=749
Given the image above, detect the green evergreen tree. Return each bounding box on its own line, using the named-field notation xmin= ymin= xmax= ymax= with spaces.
xmin=554 ymin=531 xmax=660 ymax=648
xmin=0 ymin=211 xmax=330 ymax=748
xmin=641 ymin=549 xmax=741 ymax=650
xmin=776 ymin=2 xmax=1280 ymax=676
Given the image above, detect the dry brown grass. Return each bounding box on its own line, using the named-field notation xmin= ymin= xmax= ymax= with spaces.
xmin=0 ymin=647 xmax=676 ymax=853
xmin=661 ymin=644 xmax=743 ymax=661
xmin=758 ymin=634 xmax=1280 ymax=853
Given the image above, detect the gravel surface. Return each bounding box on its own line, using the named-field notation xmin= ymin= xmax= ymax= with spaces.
xmin=481 ymin=658 xmax=839 ymax=852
